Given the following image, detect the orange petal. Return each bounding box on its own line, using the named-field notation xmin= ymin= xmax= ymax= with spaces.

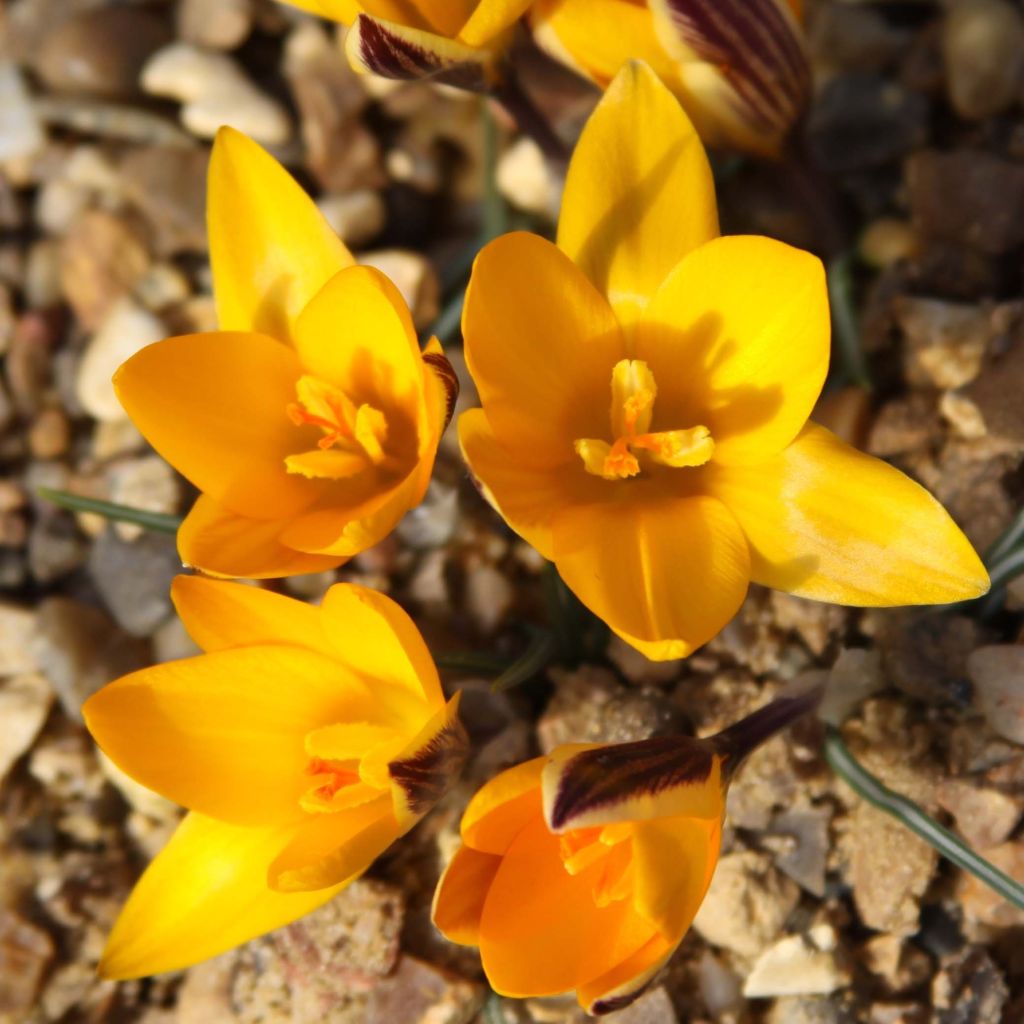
xmin=577 ymin=935 xmax=674 ymax=1015
xmin=208 ymin=127 xmax=353 ymax=343
xmin=432 ymin=844 xmax=503 ymax=945
xmin=551 ymin=494 xmax=750 ymax=660
xmin=178 ymin=494 xmax=343 ymax=580
xmin=268 ymin=795 xmax=400 ymax=891
xmin=462 ymin=232 xmax=623 ymax=456
xmin=704 ymin=423 xmax=990 ymax=605
xmin=461 ymin=757 xmax=547 ymax=855
xmin=637 ymin=235 xmax=829 ymax=464
xmin=479 ymin=815 xmax=655 ymax=997
xmin=114 ymin=331 xmax=317 ymax=521
xmin=83 ymin=645 xmax=375 ymax=825
xmin=170 ymin=574 xmax=334 ymax=657
xmin=98 ymin=813 xmax=347 ymax=979
xmin=557 ymin=61 xmax=718 ymax=328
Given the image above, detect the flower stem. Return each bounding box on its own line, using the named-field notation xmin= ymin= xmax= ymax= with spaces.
xmin=491 ymin=72 xmax=569 ymax=166
xmin=824 ymin=726 xmax=1024 ymax=912
xmin=435 ymin=651 xmax=512 ymax=676
xmin=827 ymin=251 xmax=872 ymax=392
xmin=492 ymin=627 xmax=557 ymax=692
xmin=36 ymin=487 xmax=181 ymax=535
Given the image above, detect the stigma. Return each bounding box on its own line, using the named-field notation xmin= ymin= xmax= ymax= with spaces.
xmin=575 ymin=360 xmax=714 ymax=480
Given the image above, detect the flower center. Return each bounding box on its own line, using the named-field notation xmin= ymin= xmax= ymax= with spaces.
xmin=286 ymin=375 xmax=392 ymax=480
xmin=575 ymin=359 xmax=714 ymax=480
xmin=558 ymin=822 xmax=634 ymax=907
xmin=300 ymin=721 xmax=407 ymax=814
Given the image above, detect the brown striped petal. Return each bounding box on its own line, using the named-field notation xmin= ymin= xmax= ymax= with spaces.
xmin=389 ymin=693 xmax=469 ymax=828
xmin=422 ymin=337 xmax=460 ymax=432
xmin=345 ymin=14 xmax=494 ymax=91
xmin=649 ymin=0 xmax=810 ymax=156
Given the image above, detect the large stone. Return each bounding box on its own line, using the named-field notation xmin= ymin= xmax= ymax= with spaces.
xmin=0 ymin=673 xmax=52 ymax=784
xmin=967 ymin=645 xmax=1024 ymax=745
xmin=0 ymin=910 xmax=55 ymax=1016
xmin=743 ymin=925 xmax=849 ymax=998
xmin=0 ymin=601 xmax=38 ymax=676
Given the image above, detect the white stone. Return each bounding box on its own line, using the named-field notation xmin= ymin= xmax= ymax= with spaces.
xmin=35 ymin=178 xmax=90 ymax=236
xmin=497 ymin=136 xmax=560 ymax=218
xmin=317 ymin=190 xmax=386 ymax=248
xmin=0 ymin=674 xmax=53 ymax=784
xmin=465 ymin=563 xmax=513 ymax=636
xmin=0 ymin=603 xmax=38 ymax=676
xmin=360 ymin=249 xmax=439 ymax=328
xmin=76 ymin=298 xmax=167 ymax=422
xmin=178 ymin=0 xmax=253 ymax=51
xmin=142 ymin=42 xmax=290 ymax=145
xmin=0 ymin=61 xmax=44 ymax=164
xmin=968 ymin=645 xmax=1024 ymax=745
xmin=107 ymin=455 xmax=180 ymax=541
xmin=742 ymin=927 xmax=848 ymax=998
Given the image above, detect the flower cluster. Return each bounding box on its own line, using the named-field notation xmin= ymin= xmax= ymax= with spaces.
xmin=82 ymin=10 xmax=990 ymax=1016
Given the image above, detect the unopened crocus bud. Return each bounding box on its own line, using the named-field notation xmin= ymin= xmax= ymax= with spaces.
xmin=432 ymin=684 xmax=822 ymax=1014
xmin=530 ymin=0 xmax=810 ymax=157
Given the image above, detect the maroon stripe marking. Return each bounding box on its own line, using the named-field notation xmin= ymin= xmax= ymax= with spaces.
xmin=388 ymin=714 xmax=468 ymax=814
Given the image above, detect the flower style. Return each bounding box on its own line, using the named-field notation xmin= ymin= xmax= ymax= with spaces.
xmin=114 ymin=127 xmax=456 ymax=579
xmin=459 ymin=61 xmax=989 ymax=662
xmin=83 ymin=576 xmax=467 ymax=978
xmin=282 ymin=1 xmax=533 ymax=90
xmin=530 ymin=0 xmax=809 ymax=157
xmin=433 ymin=685 xmax=820 ymax=1014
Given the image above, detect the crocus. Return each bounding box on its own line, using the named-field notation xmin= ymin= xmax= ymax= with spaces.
xmin=529 ymin=0 xmax=809 ymax=157
xmin=83 ymin=575 xmax=467 ymax=977
xmin=282 ymin=1 xmax=533 ymax=90
xmin=433 ymin=685 xmax=820 ymax=1013
xmin=114 ymin=127 xmax=456 ymax=579
xmin=459 ymin=61 xmax=988 ymax=662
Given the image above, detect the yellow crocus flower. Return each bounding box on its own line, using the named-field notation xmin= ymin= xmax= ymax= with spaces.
xmin=530 ymin=0 xmax=808 ymax=157
xmin=84 ymin=576 xmax=467 ymax=978
xmin=114 ymin=128 xmax=456 ymax=579
xmin=282 ymin=0 xmax=533 ymax=89
xmin=459 ymin=61 xmax=988 ymax=662
xmin=433 ymin=685 xmax=820 ymax=1014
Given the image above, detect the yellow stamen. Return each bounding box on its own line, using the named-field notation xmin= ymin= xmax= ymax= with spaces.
xmin=577 ymin=359 xmax=714 ymax=480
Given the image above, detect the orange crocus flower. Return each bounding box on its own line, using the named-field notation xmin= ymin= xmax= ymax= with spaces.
xmin=530 ymin=0 xmax=808 ymax=157
xmin=84 ymin=575 xmax=466 ymax=978
xmin=433 ymin=685 xmax=820 ymax=1014
xmin=282 ymin=0 xmax=533 ymax=90
xmin=114 ymin=127 xmax=456 ymax=579
xmin=459 ymin=62 xmax=988 ymax=661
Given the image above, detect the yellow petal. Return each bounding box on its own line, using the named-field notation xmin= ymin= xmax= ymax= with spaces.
xmin=463 ymin=232 xmax=624 ymax=455
xmin=458 ymin=0 xmax=532 ymax=46
xmin=292 ymin=266 xmax=421 ymax=416
xmin=321 ymin=582 xmax=444 ymax=709
xmin=551 ymin=494 xmax=750 ymax=661
xmin=177 ymin=494 xmax=343 ymax=580
xmin=530 ymin=0 xmax=683 ymax=90
xmin=479 ymin=815 xmax=655 ymax=997
xmin=114 ymin=331 xmax=316 ymax=521
xmin=83 ymin=645 xmax=374 ymax=826
xmin=170 ymin=575 xmax=334 ymax=656
xmin=542 ymin=740 xmax=725 ymax=833
xmin=557 ymin=61 xmax=718 ymax=327
xmin=704 ymin=423 xmax=990 ymax=605
xmin=99 ymin=813 xmax=346 ymax=979
xmin=346 ymin=15 xmax=491 ymax=90
xmin=459 ymin=409 xmax=604 ymax=561
xmin=388 ymin=693 xmax=467 ymax=829
xmin=268 ymin=795 xmax=400 ymax=891
xmin=461 ymin=756 xmax=547 ymax=855
xmin=208 ymin=127 xmax=353 ymax=342
xmin=431 ymin=844 xmax=503 ymax=945
xmin=637 ymin=235 xmax=829 ymax=464
xmin=631 ymin=814 xmax=721 ymax=941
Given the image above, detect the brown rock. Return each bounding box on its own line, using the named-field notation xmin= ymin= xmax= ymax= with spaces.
xmin=867 ymin=394 xmax=940 ymax=459
xmin=59 ymin=210 xmax=151 ymax=329
xmin=893 ymin=297 xmax=992 ymax=390
xmin=962 ymin=324 xmax=1024 ymax=451
xmin=860 ymin=935 xmax=932 ymax=996
xmin=0 ymin=910 xmax=55 ymax=1015
xmin=0 ymin=673 xmax=53 ymax=785
xmin=907 ymin=150 xmax=1024 ymax=255
xmin=936 ymin=777 xmax=1023 ymax=848
xmin=932 ymin=948 xmax=1008 ymax=1023
xmin=28 ymin=406 xmax=70 ymax=459
xmin=36 ymin=8 xmax=172 ymax=100
xmin=366 ymin=956 xmax=485 ymax=1024
xmin=967 ymin=645 xmax=1024 ymax=744
xmin=957 ymin=840 xmax=1024 ymax=928
xmin=120 ymin=145 xmax=209 ymax=256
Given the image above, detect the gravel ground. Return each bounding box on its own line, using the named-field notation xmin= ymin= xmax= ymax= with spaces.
xmin=2 ymin=1 xmax=1024 ymax=1022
